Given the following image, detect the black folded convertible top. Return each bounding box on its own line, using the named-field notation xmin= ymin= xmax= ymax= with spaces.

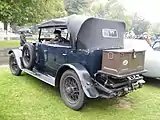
xmin=38 ymin=15 xmax=126 ymax=50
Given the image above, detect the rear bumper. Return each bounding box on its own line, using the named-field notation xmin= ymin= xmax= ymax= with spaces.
xmin=93 ymin=75 xmax=145 ymax=98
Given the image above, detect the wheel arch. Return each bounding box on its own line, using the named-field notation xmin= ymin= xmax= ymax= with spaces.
xmin=8 ymin=49 xmax=22 ymax=69
xmin=8 ymin=50 xmax=13 ymax=54
xmin=55 ymin=63 xmax=99 ymax=98
xmin=55 ymin=65 xmax=71 ymax=87
xmin=9 ymin=52 xmax=22 ymax=76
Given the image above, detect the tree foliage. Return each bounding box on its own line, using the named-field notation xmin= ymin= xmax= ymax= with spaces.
xmin=0 ymin=0 xmax=66 ymax=25
xmin=150 ymin=23 xmax=160 ymax=35
xmin=0 ymin=0 xmax=153 ymax=35
xmin=132 ymin=13 xmax=150 ymax=35
xmin=64 ymin=0 xmax=89 ymax=15
xmin=87 ymin=0 xmax=132 ymax=31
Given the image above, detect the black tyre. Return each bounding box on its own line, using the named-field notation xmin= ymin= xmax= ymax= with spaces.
xmin=60 ymin=70 xmax=86 ymax=110
xmin=9 ymin=53 xmax=22 ymax=76
xmin=22 ymin=43 xmax=36 ymax=69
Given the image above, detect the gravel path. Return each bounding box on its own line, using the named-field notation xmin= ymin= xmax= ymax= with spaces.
xmin=0 ymin=48 xmax=12 ymax=65
xmin=0 ymin=56 xmax=8 ymax=65
xmin=0 ymin=65 xmax=8 ymax=68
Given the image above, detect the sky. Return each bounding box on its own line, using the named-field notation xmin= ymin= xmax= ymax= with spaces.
xmin=119 ymin=0 xmax=160 ymax=23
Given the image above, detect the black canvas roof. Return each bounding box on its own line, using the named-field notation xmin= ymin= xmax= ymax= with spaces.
xmin=38 ymin=17 xmax=68 ymax=28
xmin=38 ymin=15 xmax=126 ymax=50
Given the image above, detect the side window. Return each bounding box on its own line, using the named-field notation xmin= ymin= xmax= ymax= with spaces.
xmin=61 ymin=29 xmax=70 ymax=40
xmin=40 ymin=27 xmax=71 ymax=47
xmin=40 ymin=27 xmax=55 ymax=40
xmin=55 ymin=28 xmax=71 ymax=47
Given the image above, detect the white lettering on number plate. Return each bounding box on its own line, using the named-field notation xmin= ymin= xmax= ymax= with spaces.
xmin=102 ymin=29 xmax=118 ymax=38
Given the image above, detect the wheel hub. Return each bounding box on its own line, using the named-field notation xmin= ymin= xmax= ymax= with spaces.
xmin=63 ymin=76 xmax=80 ymax=103
xmin=65 ymin=87 xmax=75 ymax=94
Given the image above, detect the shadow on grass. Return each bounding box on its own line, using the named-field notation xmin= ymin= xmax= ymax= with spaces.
xmin=144 ymin=77 xmax=160 ymax=88
xmin=19 ymin=72 xmax=134 ymax=112
xmin=83 ymin=96 xmax=134 ymax=112
xmin=20 ymin=72 xmax=60 ymax=94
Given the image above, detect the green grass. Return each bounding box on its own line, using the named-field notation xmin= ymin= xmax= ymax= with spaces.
xmin=0 ymin=40 xmax=20 ymax=49
xmin=0 ymin=40 xmax=34 ymax=49
xmin=0 ymin=68 xmax=160 ymax=120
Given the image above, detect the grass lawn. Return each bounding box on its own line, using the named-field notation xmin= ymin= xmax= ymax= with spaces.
xmin=0 ymin=40 xmax=34 ymax=49
xmin=0 ymin=68 xmax=160 ymax=120
xmin=0 ymin=40 xmax=19 ymax=49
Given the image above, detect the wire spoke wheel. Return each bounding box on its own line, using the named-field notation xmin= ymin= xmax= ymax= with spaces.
xmin=23 ymin=48 xmax=31 ymax=65
xmin=22 ymin=43 xmax=36 ymax=69
xmin=10 ymin=55 xmax=18 ymax=72
xmin=9 ymin=53 xmax=22 ymax=76
xmin=60 ymin=70 xmax=86 ymax=110
xmin=63 ymin=76 xmax=80 ymax=103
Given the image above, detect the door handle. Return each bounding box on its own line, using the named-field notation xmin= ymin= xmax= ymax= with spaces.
xmin=44 ymin=50 xmax=48 ymax=61
xmin=44 ymin=50 xmax=48 ymax=53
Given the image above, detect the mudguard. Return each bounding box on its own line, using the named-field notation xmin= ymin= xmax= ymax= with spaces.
xmin=56 ymin=63 xmax=99 ymax=98
xmin=8 ymin=48 xmax=22 ymax=69
xmin=8 ymin=50 xmax=99 ymax=98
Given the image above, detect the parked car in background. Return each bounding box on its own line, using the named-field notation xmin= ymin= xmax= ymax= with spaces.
xmin=151 ymin=40 xmax=160 ymax=51
xmin=124 ymin=39 xmax=160 ymax=78
xmin=8 ymin=15 xmax=146 ymax=110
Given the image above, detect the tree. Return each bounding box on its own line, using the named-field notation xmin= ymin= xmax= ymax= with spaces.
xmin=88 ymin=0 xmax=125 ymax=18
xmin=0 ymin=0 xmax=66 ymax=25
xmin=87 ymin=0 xmax=132 ymax=31
xmin=36 ymin=0 xmax=66 ymax=21
xmin=132 ymin=13 xmax=151 ymax=35
xmin=64 ymin=0 xmax=89 ymax=15
xmin=150 ymin=23 xmax=160 ymax=35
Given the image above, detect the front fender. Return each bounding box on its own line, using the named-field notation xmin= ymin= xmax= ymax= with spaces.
xmin=56 ymin=63 xmax=99 ymax=98
xmin=8 ymin=49 xmax=22 ymax=69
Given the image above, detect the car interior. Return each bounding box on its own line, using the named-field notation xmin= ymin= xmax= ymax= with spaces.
xmin=39 ymin=27 xmax=71 ymax=47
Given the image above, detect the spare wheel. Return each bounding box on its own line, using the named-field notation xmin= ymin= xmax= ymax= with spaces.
xmin=22 ymin=42 xmax=36 ymax=69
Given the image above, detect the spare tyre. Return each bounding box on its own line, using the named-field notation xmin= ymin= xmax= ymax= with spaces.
xmin=22 ymin=42 xmax=36 ymax=69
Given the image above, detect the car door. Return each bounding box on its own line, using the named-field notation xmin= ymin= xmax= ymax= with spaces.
xmin=45 ymin=44 xmax=71 ymax=76
xmin=54 ymin=46 xmax=71 ymax=69
xmin=36 ymin=42 xmax=48 ymax=72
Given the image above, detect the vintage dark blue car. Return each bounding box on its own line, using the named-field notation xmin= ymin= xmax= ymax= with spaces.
xmin=8 ymin=15 xmax=146 ymax=110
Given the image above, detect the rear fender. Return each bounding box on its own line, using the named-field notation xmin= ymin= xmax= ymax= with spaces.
xmin=8 ymin=49 xmax=22 ymax=69
xmin=56 ymin=63 xmax=99 ymax=98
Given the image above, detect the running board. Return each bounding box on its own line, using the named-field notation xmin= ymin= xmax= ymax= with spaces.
xmin=22 ymin=68 xmax=55 ymax=86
